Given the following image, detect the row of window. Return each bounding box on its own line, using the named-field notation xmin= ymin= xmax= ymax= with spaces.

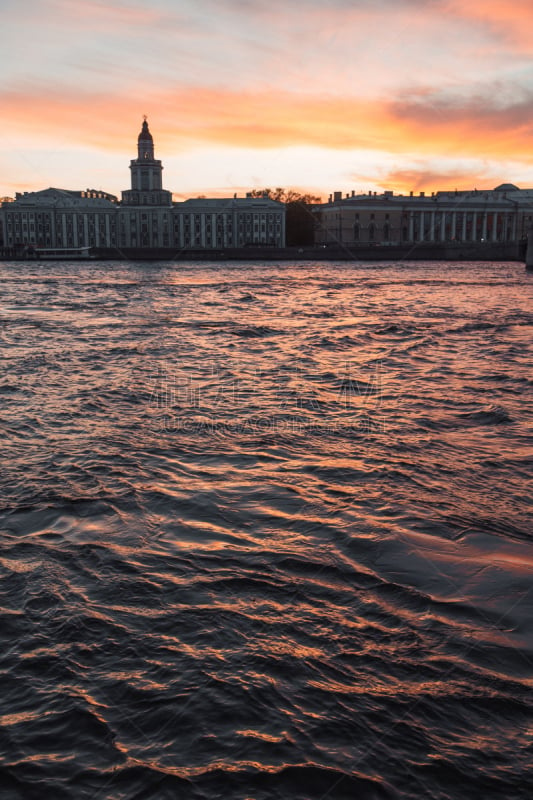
xmin=330 ymin=211 xmax=525 ymax=225
xmin=325 ymin=221 xmax=521 ymax=243
xmin=1 ymin=209 xmax=284 ymax=248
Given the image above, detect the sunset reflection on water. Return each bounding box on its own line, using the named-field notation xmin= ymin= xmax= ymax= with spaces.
xmin=0 ymin=259 xmax=532 ymax=799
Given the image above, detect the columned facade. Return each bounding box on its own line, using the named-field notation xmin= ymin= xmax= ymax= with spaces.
xmin=172 ymin=197 xmax=285 ymax=249
xmin=315 ymin=185 xmax=533 ymax=247
xmin=0 ymin=188 xmax=118 ymax=249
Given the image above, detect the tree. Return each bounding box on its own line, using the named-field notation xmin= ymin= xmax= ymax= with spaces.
xmin=248 ymin=188 xmax=322 ymax=246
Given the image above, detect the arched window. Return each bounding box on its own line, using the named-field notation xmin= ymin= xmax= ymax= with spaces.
xmin=383 ymin=223 xmax=390 ymax=241
xmin=368 ymin=223 xmax=376 ymax=241
xmin=353 ymin=224 xmax=360 ymax=242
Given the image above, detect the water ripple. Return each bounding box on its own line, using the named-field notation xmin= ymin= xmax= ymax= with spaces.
xmin=0 ymin=260 xmax=531 ymax=799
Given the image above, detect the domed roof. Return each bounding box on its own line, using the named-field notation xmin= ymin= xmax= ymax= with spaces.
xmin=138 ymin=117 xmax=153 ymax=143
xmin=493 ymin=183 xmax=519 ymax=192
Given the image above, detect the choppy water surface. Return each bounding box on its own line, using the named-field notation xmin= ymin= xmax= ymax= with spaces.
xmin=1 ymin=259 xmax=532 ymax=799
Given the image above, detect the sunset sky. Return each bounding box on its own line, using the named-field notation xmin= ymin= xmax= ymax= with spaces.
xmin=2 ymin=0 xmax=533 ymax=201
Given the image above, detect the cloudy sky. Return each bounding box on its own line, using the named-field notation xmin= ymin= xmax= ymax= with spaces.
xmin=2 ymin=0 xmax=533 ymax=200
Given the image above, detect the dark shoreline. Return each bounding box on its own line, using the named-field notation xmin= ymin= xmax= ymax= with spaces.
xmin=0 ymin=241 xmax=525 ymax=262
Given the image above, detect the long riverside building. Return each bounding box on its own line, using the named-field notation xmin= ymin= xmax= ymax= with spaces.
xmin=0 ymin=119 xmax=285 ymax=252
xmin=315 ymin=186 xmax=533 ymax=246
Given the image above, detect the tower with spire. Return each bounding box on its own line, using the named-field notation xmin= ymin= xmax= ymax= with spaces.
xmin=122 ymin=117 xmax=172 ymax=206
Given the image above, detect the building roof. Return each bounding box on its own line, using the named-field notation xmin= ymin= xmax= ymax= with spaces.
xmin=493 ymin=183 xmax=520 ymax=192
xmin=320 ymin=184 xmax=533 ymax=209
xmin=177 ymin=196 xmax=284 ymax=209
xmin=138 ymin=117 xmax=153 ymax=143
xmin=11 ymin=187 xmax=118 ymax=207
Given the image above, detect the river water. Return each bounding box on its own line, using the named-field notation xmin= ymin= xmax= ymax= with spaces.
xmin=1 ymin=260 xmax=532 ymax=799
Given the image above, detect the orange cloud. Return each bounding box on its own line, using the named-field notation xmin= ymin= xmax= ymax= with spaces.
xmin=1 ymin=86 xmax=390 ymax=151
xmin=445 ymin=0 xmax=533 ymax=46
xmin=380 ymin=168 xmax=507 ymax=195
xmin=387 ymin=85 xmax=533 ymax=160
xmin=3 ymin=82 xmax=533 ymax=168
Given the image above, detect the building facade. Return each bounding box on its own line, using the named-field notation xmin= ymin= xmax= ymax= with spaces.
xmin=316 ymin=185 xmax=533 ymax=246
xmin=0 ymin=119 xmax=285 ymax=251
xmin=0 ymin=188 xmax=118 ymax=250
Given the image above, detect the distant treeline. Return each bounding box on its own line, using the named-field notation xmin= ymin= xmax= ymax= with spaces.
xmin=248 ymin=188 xmax=321 ymax=246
